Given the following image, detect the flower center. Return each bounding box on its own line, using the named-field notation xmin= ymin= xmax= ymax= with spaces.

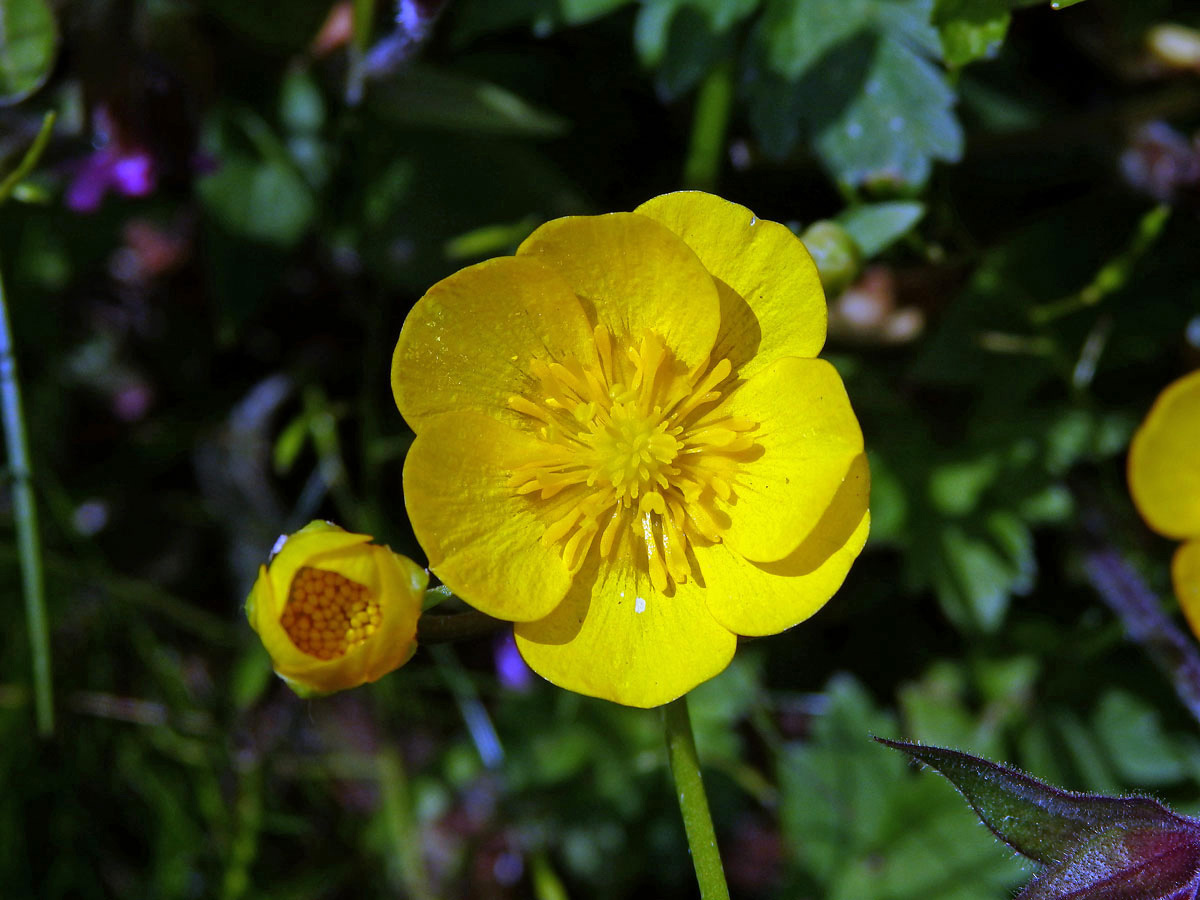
xmin=507 ymin=326 xmax=756 ymax=592
xmin=281 ymin=566 xmax=382 ymax=659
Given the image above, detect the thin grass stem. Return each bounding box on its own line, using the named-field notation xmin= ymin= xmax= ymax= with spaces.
xmin=0 ymin=262 xmax=54 ymax=737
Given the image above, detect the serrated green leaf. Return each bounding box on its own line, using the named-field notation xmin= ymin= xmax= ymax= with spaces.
xmin=369 ymin=65 xmax=568 ymax=137
xmin=560 ymin=0 xmax=634 ymax=24
xmin=864 ymin=450 xmax=908 ymax=544
xmin=272 ymin=413 xmax=310 ymax=475
xmin=781 ymin=678 xmax=1025 ymax=898
xmin=634 ymin=0 xmax=758 ymax=66
xmin=279 ymin=68 xmax=324 ymax=134
xmin=814 ymin=38 xmax=962 ymax=187
xmin=0 ymin=0 xmax=57 ymax=105
xmin=444 ymin=216 xmax=538 ymax=261
xmin=836 ymin=201 xmax=925 ymax=257
xmin=934 ymin=522 xmax=1018 ymax=631
xmin=929 ymin=454 xmax=1000 ymax=516
xmin=761 ymin=0 xmax=939 ymax=81
xmin=1093 ymin=690 xmax=1189 ymax=787
xmin=231 ymin=642 xmax=274 ymax=710
xmin=754 ymin=0 xmax=961 ymax=186
xmin=933 ymin=0 xmax=1011 ymax=67
xmin=651 ymin=7 xmax=732 ymax=100
xmin=199 ymin=158 xmax=316 ymax=247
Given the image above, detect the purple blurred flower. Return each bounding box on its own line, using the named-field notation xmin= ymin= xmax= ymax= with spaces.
xmin=1121 ymin=121 xmax=1200 ymax=203
xmin=494 ymin=632 xmax=535 ymax=693
xmin=65 ymin=107 xmax=158 ymax=213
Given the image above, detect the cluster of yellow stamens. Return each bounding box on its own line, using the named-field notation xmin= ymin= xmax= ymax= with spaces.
xmin=507 ymin=325 xmax=757 ymax=592
xmin=280 ymin=566 xmax=381 ymax=659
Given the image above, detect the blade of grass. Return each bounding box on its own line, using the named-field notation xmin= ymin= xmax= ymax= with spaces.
xmin=0 ymin=261 xmax=53 ymax=736
xmin=0 ymin=112 xmax=56 ymax=205
xmin=682 ymin=60 xmax=733 ymax=191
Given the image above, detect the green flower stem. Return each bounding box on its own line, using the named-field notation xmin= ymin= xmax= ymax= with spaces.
xmin=663 ymin=694 xmax=730 ymax=900
xmin=1029 ymin=204 xmax=1170 ymax=324
xmin=220 ymin=765 xmax=263 ymax=900
xmin=417 ymin=609 xmax=505 ymax=644
xmin=0 ymin=262 xmax=53 ymax=736
xmin=377 ymin=746 xmax=434 ymax=900
xmin=0 ymin=112 xmax=56 ymax=205
xmin=683 ymin=59 xmax=734 ymax=191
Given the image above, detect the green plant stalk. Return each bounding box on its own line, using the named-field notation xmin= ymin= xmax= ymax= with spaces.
xmin=663 ymin=695 xmax=730 ymax=900
xmin=1030 ymin=204 xmax=1171 ymax=324
xmin=0 ymin=263 xmax=53 ymax=736
xmin=220 ymin=765 xmax=263 ymax=900
xmin=417 ymin=608 xmax=504 ymax=643
xmin=378 ymin=747 xmax=434 ymax=900
xmin=682 ymin=60 xmax=733 ymax=191
xmin=0 ymin=112 xmax=56 ymax=205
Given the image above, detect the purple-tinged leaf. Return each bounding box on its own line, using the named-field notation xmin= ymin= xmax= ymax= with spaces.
xmin=1018 ymin=827 xmax=1200 ymax=900
xmin=878 ymin=737 xmax=1200 ymax=900
xmin=876 ymin=737 xmax=1196 ymax=863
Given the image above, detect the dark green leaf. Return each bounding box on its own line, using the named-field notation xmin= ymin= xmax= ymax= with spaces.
xmin=753 ymin=0 xmax=962 ymax=186
xmin=0 ymin=0 xmax=57 ymax=105
xmin=369 ymin=65 xmax=568 ymax=137
xmin=812 ymin=37 xmax=962 ymax=187
xmin=933 ymin=0 xmax=1011 ymax=67
xmin=836 ymin=201 xmax=925 ymax=257
xmin=199 ymin=158 xmax=315 ymax=248
xmin=634 ymin=0 xmax=758 ymax=67
xmin=781 ymin=677 xmax=1026 ymax=898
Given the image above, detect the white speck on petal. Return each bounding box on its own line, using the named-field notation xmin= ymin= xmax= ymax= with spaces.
xmin=635 ymin=596 xmax=646 ymax=614
xmin=270 ymin=533 xmax=289 ymax=560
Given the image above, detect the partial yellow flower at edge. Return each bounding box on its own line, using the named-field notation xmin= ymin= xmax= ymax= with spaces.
xmin=1129 ymin=368 xmax=1200 ymax=638
xmin=393 ymin=190 xmax=869 ymax=708
xmin=1128 ymin=368 xmax=1200 ymax=540
xmin=245 ymin=520 xmax=427 ymax=697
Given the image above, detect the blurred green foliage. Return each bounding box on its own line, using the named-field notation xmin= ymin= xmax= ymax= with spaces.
xmin=4 ymin=0 xmax=1200 ymax=897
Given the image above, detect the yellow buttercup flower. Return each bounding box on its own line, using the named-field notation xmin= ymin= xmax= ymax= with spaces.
xmin=1128 ymin=369 xmax=1200 ymax=632
xmin=393 ymin=191 xmax=869 ymax=708
xmin=245 ymin=520 xmax=427 ymax=696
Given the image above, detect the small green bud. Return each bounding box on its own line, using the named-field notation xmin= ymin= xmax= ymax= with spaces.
xmin=800 ymin=220 xmax=861 ymax=297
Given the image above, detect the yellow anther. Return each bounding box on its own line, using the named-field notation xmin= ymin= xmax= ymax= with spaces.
xmin=506 ymin=331 xmax=758 ymax=589
xmin=281 ymin=566 xmax=382 ymax=659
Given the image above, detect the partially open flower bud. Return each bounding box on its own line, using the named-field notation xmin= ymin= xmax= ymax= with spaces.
xmin=245 ymin=521 xmax=427 ymax=697
xmin=800 ymin=220 xmax=861 ymax=297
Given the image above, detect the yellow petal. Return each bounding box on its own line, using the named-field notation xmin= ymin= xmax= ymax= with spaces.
xmin=694 ymin=454 xmax=870 ymax=636
xmin=392 ymin=255 xmax=599 ymax=433
xmin=1128 ymin=369 xmax=1200 ymax=539
xmin=517 ymin=212 xmax=720 ymax=370
xmin=514 ymin=553 xmax=736 ymax=708
xmin=261 ymin=522 xmax=373 ymax=630
xmin=713 ymin=357 xmax=864 ymax=562
xmin=359 ymin=546 xmax=426 ymax=683
xmin=404 ymin=410 xmax=574 ymax=622
xmin=635 ymin=191 xmax=826 ymax=378
xmin=1174 ymin=539 xmax=1200 ymax=640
